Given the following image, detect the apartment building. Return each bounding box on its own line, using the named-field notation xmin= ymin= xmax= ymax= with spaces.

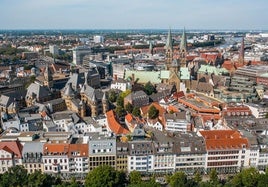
xmin=22 ymin=142 xmax=44 ymax=173
xmin=0 ymin=141 xmax=23 ymax=173
xmin=199 ymin=130 xmax=249 ymax=174
xmin=86 ymin=132 xmax=117 ymax=171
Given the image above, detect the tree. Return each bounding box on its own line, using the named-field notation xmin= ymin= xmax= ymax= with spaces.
xmin=167 ymin=171 xmax=188 ymax=187
xmin=85 ymin=165 xmax=126 ymax=187
xmin=148 ymin=105 xmax=159 ymax=119
xmin=193 ymin=170 xmax=202 ymax=184
xmin=115 ymin=106 xmax=126 ymax=118
xmin=257 ymin=172 xmax=268 ymax=187
xmin=230 ymin=172 xmax=243 ymax=187
xmin=1 ymin=165 xmax=28 ymax=187
xmin=144 ymin=82 xmax=156 ymax=95
xmin=108 ymin=90 xmax=117 ymax=103
xmin=125 ymin=102 xmax=134 ymax=113
xmin=132 ymin=107 xmax=141 ymax=117
xmin=28 ymin=171 xmax=60 ymax=187
xmin=241 ymin=167 xmax=259 ymax=187
xmin=116 ymin=96 xmax=124 ymax=108
xmin=209 ymin=169 xmax=219 ymax=186
xmin=129 ymin=170 xmax=142 ymax=185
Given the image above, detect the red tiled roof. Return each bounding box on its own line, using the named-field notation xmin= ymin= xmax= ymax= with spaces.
xmin=125 ymin=113 xmax=133 ymax=123
xmin=140 ymin=102 xmax=166 ymax=117
xmin=106 ymin=110 xmax=130 ymax=135
xmin=68 ymin=144 xmax=88 ymax=157
xmin=199 ymin=130 xmax=249 ymax=150
xmin=43 ymin=143 xmax=69 ymax=155
xmin=0 ymin=141 xmax=23 ymax=158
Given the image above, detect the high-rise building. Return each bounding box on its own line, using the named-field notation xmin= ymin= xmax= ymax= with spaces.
xmin=72 ymin=46 xmax=92 ymax=65
xmin=93 ymin=35 xmax=104 ymax=43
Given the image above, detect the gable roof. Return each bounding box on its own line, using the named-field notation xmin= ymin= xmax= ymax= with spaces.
xmin=0 ymin=141 xmax=23 ymax=158
xmin=199 ymin=130 xmax=249 ymax=150
xmin=106 ymin=110 xmax=130 ymax=135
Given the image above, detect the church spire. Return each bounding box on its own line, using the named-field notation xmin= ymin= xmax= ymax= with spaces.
xmin=165 ymin=28 xmax=173 ymax=69
xmin=180 ymin=27 xmax=187 ymax=54
xmin=165 ymin=28 xmax=173 ymax=51
xmin=179 ymin=27 xmax=187 ymax=68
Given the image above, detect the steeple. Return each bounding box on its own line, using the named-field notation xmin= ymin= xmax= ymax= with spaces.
xmin=165 ymin=28 xmax=173 ymax=69
xmin=180 ymin=27 xmax=187 ymax=54
xmin=179 ymin=27 xmax=187 ymax=68
xmin=165 ymin=28 xmax=173 ymax=51
xmin=63 ymin=83 xmax=75 ymax=99
xmin=239 ymin=37 xmax=245 ymax=64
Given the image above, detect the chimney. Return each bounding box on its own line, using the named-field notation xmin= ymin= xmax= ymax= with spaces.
xmin=114 ymin=74 xmax=118 ymax=81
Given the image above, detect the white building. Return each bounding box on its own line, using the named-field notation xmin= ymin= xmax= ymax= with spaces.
xmin=43 ymin=143 xmax=70 ymax=174
xmin=49 ymin=45 xmax=59 ymax=55
xmin=73 ymin=46 xmax=92 ymax=65
xmin=0 ymin=141 xmax=23 ymax=173
xmin=127 ymin=141 xmax=154 ymax=173
xmin=110 ymin=78 xmax=132 ymax=92
xmin=164 ymin=112 xmax=191 ymax=132
xmin=94 ymin=35 xmax=104 ymax=43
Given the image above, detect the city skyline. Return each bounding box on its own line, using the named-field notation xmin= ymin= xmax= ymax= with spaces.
xmin=0 ymin=0 xmax=268 ymax=30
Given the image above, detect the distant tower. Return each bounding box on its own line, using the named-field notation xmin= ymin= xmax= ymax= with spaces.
xmin=239 ymin=37 xmax=245 ymax=65
xmin=149 ymin=41 xmax=153 ymax=55
xmin=44 ymin=64 xmax=53 ymax=88
xmin=179 ymin=28 xmax=187 ymax=68
xmin=165 ymin=28 xmax=173 ymax=69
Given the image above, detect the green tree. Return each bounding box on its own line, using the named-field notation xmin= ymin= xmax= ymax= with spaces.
xmin=116 ymin=96 xmax=124 ymax=108
xmin=209 ymin=169 xmax=219 ymax=186
xmin=132 ymin=107 xmax=141 ymax=117
xmin=85 ymin=165 xmax=126 ymax=187
xmin=108 ymin=90 xmax=117 ymax=103
xmin=144 ymin=82 xmax=156 ymax=95
xmin=129 ymin=170 xmax=142 ymax=185
xmin=257 ymin=172 xmax=268 ymax=187
xmin=115 ymin=106 xmax=126 ymax=118
xmin=148 ymin=105 xmax=159 ymax=119
xmin=193 ymin=170 xmax=202 ymax=184
xmin=230 ymin=172 xmax=242 ymax=187
xmin=1 ymin=165 xmax=28 ymax=187
xmin=241 ymin=167 xmax=259 ymax=187
xmin=167 ymin=171 xmax=188 ymax=187
xmin=28 ymin=171 xmax=60 ymax=187
xmin=125 ymin=102 xmax=134 ymax=113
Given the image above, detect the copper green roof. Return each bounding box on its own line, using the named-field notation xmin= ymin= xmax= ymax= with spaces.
xmin=124 ymin=70 xmax=162 ymax=84
xmin=180 ymin=67 xmax=190 ymax=80
xmin=165 ymin=28 xmax=173 ymax=51
xmin=198 ymin=65 xmax=228 ymax=75
xmin=180 ymin=28 xmax=187 ymax=52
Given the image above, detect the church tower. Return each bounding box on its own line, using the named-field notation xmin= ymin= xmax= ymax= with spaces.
xmin=165 ymin=28 xmax=173 ymax=70
xmin=44 ymin=64 xmax=53 ymax=88
xmin=102 ymin=92 xmax=108 ymax=114
xmin=165 ymin=28 xmax=181 ymax=92
xmin=179 ymin=28 xmax=187 ymax=68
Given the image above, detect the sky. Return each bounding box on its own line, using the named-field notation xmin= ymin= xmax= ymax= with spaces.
xmin=0 ymin=0 xmax=267 ymax=30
